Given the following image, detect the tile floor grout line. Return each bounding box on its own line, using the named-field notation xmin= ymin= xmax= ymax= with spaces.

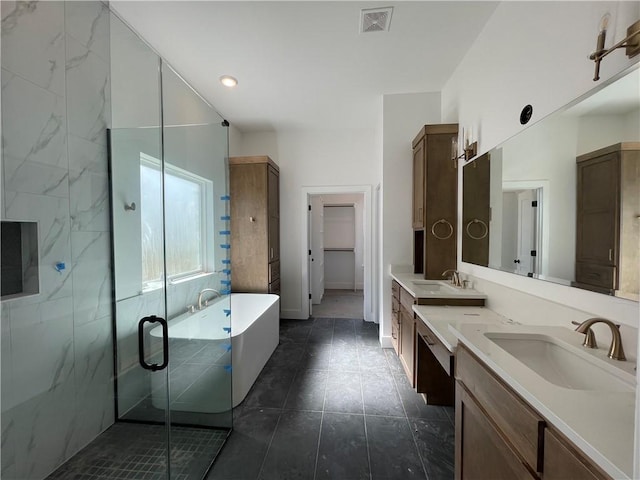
xmin=254 ymin=408 xmax=284 ymax=480
xmin=312 ymin=328 xmax=332 ymax=480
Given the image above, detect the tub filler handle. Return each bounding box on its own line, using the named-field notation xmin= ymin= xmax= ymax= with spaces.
xmin=138 ymin=315 xmax=169 ymax=371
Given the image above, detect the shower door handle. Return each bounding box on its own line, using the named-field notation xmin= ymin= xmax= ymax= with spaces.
xmin=138 ymin=315 xmax=169 ymax=371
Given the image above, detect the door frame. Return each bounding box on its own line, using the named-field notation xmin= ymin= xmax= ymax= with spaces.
xmin=502 ymin=180 xmax=548 ymax=278
xmin=300 ymin=185 xmax=373 ymax=322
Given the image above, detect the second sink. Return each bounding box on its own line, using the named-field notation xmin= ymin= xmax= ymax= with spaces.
xmin=485 ymin=332 xmax=634 ymax=392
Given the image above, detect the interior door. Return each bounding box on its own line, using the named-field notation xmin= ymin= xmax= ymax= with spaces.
xmin=516 ymin=190 xmax=536 ymax=275
xmin=311 ymin=195 xmax=325 ymax=304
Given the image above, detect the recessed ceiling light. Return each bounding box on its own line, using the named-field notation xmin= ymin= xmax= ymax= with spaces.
xmin=219 ymin=75 xmax=238 ymax=88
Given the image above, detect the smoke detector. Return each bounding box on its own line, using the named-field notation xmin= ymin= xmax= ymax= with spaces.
xmin=360 ymin=7 xmax=393 ymax=33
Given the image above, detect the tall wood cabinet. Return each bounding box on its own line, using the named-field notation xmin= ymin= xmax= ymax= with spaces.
xmin=229 ymin=156 xmax=280 ymax=294
xmin=412 ymin=124 xmax=459 ymax=278
xmin=574 ymin=143 xmax=639 ymax=299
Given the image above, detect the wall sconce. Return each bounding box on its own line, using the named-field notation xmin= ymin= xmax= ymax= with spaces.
xmin=451 ymin=129 xmax=477 ymax=165
xmin=590 ymin=15 xmax=640 ymax=81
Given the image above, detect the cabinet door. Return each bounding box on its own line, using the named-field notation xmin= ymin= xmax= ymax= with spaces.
xmin=399 ymin=307 xmax=415 ymax=386
xmin=543 ymin=429 xmax=610 ymax=480
xmin=412 ymin=139 xmax=425 ymax=229
xmin=425 ymin=132 xmax=458 ymax=278
xmin=268 ymin=166 xmax=280 ymax=262
xmin=576 ymin=152 xmax=619 ymax=266
xmin=455 ymin=383 xmax=537 ymax=480
xmin=230 ymin=163 xmax=269 ymax=291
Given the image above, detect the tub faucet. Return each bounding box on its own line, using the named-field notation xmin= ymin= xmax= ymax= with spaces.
xmin=441 ymin=269 xmax=462 ymax=287
xmin=574 ymin=317 xmax=626 ymax=361
xmin=197 ymin=288 xmax=221 ymax=310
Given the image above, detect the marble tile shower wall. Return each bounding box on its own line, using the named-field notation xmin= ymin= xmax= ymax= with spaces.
xmin=1 ymin=2 xmax=113 ymax=479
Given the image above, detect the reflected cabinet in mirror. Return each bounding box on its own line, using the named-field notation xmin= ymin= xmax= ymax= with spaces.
xmin=462 ymin=65 xmax=639 ymax=301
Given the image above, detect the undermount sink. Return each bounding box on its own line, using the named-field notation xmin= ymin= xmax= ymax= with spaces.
xmin=484 ymin=332 xmax=634 ymax=392
xmin=411 ymin=280 xmax=456 ymax=293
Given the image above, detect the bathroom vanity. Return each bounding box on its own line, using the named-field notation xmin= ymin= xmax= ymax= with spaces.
xmin=452 ymin=323 xmax=636 ymax=479
xmin=390 ymin=271 xmax=487 ymax=401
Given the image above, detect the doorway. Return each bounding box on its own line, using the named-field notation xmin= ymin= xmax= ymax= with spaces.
xmin=302 ymin=186 xmax=374 ymax=322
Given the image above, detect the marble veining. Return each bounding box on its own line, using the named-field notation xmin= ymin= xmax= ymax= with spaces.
xmin=69 ymin=169 xmax=109 ymax=232
xmin=71 ymin=231 xmax=111 ymax=325
xmin=64 ymin=1 xmax=110 ymax=62
xmin=3 ymin=156 xmax=69 ymax=198
xmin=1 ymin=1 xmax=65 ymax=96
xmin=1 ymin=71 xmax=67 ymax=169
xmin=65 ymin=35 xmax=110 ymax=146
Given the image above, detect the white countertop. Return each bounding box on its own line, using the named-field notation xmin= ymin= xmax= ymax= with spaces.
xmin=412 ymin=305 xmax=511 ymax=352
xmin=391 ymin=272 xmax=487 ymax=300
xmin=451 ymin=323 xmax=636 ymax=479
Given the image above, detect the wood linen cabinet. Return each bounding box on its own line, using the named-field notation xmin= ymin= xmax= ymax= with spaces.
xmin=229 ymin=156 xmax=280 ymax=294
xmin=412 ymin=124 xmax=459 ymax=278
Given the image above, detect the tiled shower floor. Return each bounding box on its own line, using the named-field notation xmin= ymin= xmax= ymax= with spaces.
xmin=47 ymin=423 xmax=228 ymax=480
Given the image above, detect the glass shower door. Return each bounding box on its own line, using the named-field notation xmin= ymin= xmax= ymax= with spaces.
xmin=161 ymin=61 xmax=233 ymax=479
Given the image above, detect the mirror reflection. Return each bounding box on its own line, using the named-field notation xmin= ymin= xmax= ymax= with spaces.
xmin=462 ymin=66 xmax=639 ymax=301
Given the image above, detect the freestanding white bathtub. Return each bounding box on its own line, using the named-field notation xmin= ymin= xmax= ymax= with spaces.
xmin=150 ymin=293 xmax=279 ymax=413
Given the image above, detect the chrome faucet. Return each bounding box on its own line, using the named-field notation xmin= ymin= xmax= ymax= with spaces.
xmin=441 ymin=269 xmax=462 ymax=287
xmin=574 ymin=317 xmax=626 ymax=361
xmin=197 ymin=288 xmax=221 ymax=310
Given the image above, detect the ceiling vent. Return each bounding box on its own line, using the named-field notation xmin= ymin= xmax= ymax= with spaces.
xmin=360 ymin=7 xmax=393 ymax=33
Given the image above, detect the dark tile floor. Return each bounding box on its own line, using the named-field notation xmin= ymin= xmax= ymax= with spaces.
xmin=207 ymin=318 xmax=455 ymax=480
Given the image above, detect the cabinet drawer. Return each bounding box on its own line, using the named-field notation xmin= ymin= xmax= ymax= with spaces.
xmin=575 ymin=262 xmax=615 ymax=290
xmin=400 ymin=287 xmax=416 ymax=312
xmin=269 ymin=261 xmax=280 ymax=283
xmin=456 ymin=345 xmax=545 ymax=473
xmin=392 ymin=280 xmax=400 ymax=300
xmin=268 ymin=279 xmax=280 ymax=295
xmin=416 ymin=319 xmax=453 ymax=376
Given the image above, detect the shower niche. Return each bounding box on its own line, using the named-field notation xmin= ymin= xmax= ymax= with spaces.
xmin=0 ymin=220 xmax=39 ymax=299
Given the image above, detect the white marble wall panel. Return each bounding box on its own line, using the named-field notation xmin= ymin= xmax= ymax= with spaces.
xmin=68 ymin=134 xmax=108 ymax=175
xmin=1 ymin=307 xmax=16 ymax=479
xmin=1 ymin=69 xmax=67 ymax=169
xmin=64 ymin=1 xmax=110 ymax=63
xmin=69 ymin=168 xmax=110 ymax=232
xmin=1 ymin=408 xmax=16 ymax=479
xmin=3 ymin=156 xmax=69 ymax=198
xmin=12 ymin=377 xmax=77 ymax=480
xmin=71 ymin=231 xmax=111 ymax=325
xmin=4 ymin=192 xmax=73 ymax=303
xmin=71 ymin=316 xmax=114 ymax=452
xmin=65 ymin=35 xmax=111 ymax=146
xmin=8 ymin=297 xmax=75 ymax=409
xmin=0 ymin=1 xmax=65 ymax=96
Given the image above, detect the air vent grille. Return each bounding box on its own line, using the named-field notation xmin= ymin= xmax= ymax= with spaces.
xmin=360 ymin=7 xmax=393 ymax=33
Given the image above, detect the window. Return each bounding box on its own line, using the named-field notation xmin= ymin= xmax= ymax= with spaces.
xmin=140 ymin=154 xmax=213 ymax=289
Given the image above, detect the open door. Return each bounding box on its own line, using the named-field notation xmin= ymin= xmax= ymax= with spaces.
xmin=310 ymin=195 xmax=325 ymax=304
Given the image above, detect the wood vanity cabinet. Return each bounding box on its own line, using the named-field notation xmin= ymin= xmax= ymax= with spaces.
xmin=415 ymin=320 xmax=454 ymax=406
xmin=398 ymin=287 xmax=416 ymax=387
xmin=411 ymin=124 xmax=459 ymax=278
xmin=455 ymin=344 xmax=612 ymax=480
xmin=575 ymin=143 xmax=639 ymax=297
xmin=391 ymin=281 xmax=401 ymax=354
xmin=229 ymin=156 xmax=280 ymax=294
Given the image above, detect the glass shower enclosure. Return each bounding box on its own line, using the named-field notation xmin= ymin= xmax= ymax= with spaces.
xmin=108 ymin=12 xmax=232 ymax=479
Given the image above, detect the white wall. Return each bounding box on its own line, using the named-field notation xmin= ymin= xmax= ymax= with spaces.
xmin=442 ymin=0 xmax=640 ymax=327
xmin=231 ymin=127 xmax=381 ymax=320
xmin=380 ymin=92 xmax=441 ymax=344
xmin=441 ymin=2 xmax=640 ymax=475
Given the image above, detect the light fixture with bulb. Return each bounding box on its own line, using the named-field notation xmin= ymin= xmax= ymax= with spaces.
xmin=219 ymin=75 xmax=238 ymax=88
xmin=589 ymin=15 xmax=640 ymax=81
xmin=451 ymin=128 xmax=477 ymax=166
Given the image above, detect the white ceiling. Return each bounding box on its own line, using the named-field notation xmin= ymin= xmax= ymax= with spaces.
xmin=111 ymin=1 xmax=500 ymax=132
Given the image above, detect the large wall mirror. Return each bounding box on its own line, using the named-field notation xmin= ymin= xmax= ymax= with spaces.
xmin=462 ymin=64 xmax=639 ymax=302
